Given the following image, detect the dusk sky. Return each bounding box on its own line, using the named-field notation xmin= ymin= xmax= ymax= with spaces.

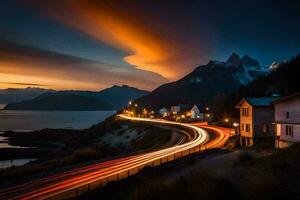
xmin=1 ymin=0 xmax=300 ymax=91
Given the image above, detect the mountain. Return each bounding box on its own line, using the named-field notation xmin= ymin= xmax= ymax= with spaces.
xmin=0 ymin=87 xmax=55 ymax=104
xmin=135 ymin=53 xmax=267 ymax=110
xmin=38 ymin=85 xmax=149 ymax=110
xmin=214 ymin=54 xmax=300 ymax=120
xmin=4 ymin=85 xmax=149 ymax=110
xmin=4 ymin=94 xmax=112 ymax=111
xmin=96 ymin=85 xmax=149 ymax=109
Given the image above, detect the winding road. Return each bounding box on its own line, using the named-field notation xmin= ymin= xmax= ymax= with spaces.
xmin=0 ymin=115 xmax=231 ymax=200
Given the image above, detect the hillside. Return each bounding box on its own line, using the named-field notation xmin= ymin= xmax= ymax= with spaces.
xmin=78 ymin=143 xmax=300 ymax=200
xmin=135 ymin=53 xmax=267 ymax=110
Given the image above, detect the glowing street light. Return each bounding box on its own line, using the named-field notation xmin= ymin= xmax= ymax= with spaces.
xmin=128 ymin=100 xmax=132 ymax=105
xmin=134 ymin=103 xmax=138 ymax=107
xmin=224 ymin=118 xmax=229 ymax=123
xmin=233 ymin=122 xmax=239 ymax=127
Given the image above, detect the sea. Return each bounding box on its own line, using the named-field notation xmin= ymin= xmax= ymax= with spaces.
xmin=0 ymin=106 xmax=115 ymax=132
xmin=0 ymin=105 xmax=115 ymax=168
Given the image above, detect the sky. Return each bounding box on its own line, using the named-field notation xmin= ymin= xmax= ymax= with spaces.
xmin=0 ymin=0 xmax=300 ymax=91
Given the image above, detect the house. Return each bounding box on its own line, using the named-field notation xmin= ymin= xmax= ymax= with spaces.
xmin=190 ymin=104 xmax=201 ymax=119
xmin=177 ymin=104 xmax=201 ymax=120
xmin=170 ymin=106 xmax=180 ymax=114
xmin=159 ymin=107 xmax=169 ymax=117
xmin=274 ymin=92 xmax=300 ymax=149
xmin=236 ymin=97 xmax=279 ymax=147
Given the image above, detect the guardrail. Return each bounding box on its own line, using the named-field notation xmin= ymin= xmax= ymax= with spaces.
xmin=45 ymin=145 xmax=208 ymax=200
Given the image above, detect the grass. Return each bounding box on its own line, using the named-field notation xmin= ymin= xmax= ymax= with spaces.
xmin=78 ymin=143 xmax=300 ymax=200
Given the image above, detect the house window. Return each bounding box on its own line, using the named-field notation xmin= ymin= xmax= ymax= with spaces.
xmin=286 ymin=112 xmax=290 ymax=119
xmin=286 ymin=125 xmax=293 ymax=136
xmin=245 ymin=124 xmax=251 ymax=132
xmin=241 ymin=123 xmax=245 ymax=131
xmin=242 ymin=108 xmax=249 ymax=117
xmin=262 ymin=124 xmax=269 ymax=133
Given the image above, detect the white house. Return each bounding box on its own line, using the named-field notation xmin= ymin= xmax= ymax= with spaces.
xmin=170 ymin=106 xmax=180 ymax=114
xmin=159 ymin=107 xmax=169 ymax=117
xmin=190 ymin=104 xmax=200 ymax=119
xmin=274 ymin=93 xmax=300 ymax=148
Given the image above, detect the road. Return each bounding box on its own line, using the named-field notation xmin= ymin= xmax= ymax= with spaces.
xmin=0 ymin=115 xmax=231 ymax=200
xmin=191 ymin=123 xmax=233 ymax=149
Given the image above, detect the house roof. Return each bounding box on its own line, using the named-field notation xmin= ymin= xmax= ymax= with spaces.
xmin=178 ymin=104 xmax=198 ymax=113
xmin=236 ymin=97 xmax=279 ymax=108
xmin=273 ymin=92 xmax=300 ymax=104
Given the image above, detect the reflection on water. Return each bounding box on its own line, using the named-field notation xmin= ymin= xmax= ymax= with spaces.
xmin=0 ymin=110 xmax=115 ymax=131
xmin=0 ymin=159 xmax=36 ymax=169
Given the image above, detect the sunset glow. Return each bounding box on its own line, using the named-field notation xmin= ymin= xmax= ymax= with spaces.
xmin=0 ymin=0 xmax=299 ymax=90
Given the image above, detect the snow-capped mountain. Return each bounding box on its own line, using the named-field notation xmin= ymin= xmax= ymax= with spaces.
xmin=269 ymin=61 xmax=281 ymax=70
xmin=135 ymin=53 xmax=267 ymax=110
xmin=209 ymin=53 xmax=267 ymax=85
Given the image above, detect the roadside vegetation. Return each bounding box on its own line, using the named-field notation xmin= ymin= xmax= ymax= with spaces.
xmin=79 ymin=143 xmax=300 ymax=200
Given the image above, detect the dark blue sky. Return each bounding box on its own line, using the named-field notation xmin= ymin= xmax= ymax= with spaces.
xmin=0 ymin=0 xmax=299 ymax=90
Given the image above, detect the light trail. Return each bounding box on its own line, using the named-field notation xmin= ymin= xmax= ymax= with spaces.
xmin=191 ymin=123 xmax=232 ymax=149
xmin=0 ymin=115 xmax=209 ymax=200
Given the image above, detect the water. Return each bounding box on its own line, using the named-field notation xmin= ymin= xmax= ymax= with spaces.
xmin=0 ymin=134 xmax=28 ymax=148
xmin=0 ymin=159 xmax=37 ymax=169
xmin=0 ymin=110 xmax=116 ymax=132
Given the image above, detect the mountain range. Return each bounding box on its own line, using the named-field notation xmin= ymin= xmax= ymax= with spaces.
xmin=2 ymin=53 xmax=271 ymax=111
xmin=0 ymin=87 xmax=55 ymax=104
xmin=134 ymin=53 xmax=268 ymax=110
xmin=3 ymin=85 xmax=149 ymax=111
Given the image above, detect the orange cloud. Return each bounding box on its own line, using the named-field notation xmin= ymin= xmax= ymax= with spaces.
xmin=29 ymin=0 xmax=209 ymax=80
xmin=0 ymin=41 xmax=167 ymax=91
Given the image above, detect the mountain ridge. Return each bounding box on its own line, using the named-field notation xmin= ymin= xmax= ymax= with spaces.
xmin=3 ymin=85 xmax=149 ymax=110
xmin=134 ymin=53 xmax=268 ymax=110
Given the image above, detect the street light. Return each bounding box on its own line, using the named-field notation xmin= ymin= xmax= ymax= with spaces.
xmin=134 ymin=103 xmax=138 ymax=107
xmin=224 ymin=118 xmax=229 ymax=123
xmin=128 ymin=100 xmax=132 ymax=105
xmin=233 ymin=122 xmax=239 ymax=127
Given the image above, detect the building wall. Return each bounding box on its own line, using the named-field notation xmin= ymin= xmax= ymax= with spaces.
xmin=275 ymin=97 xmax=300 ymax=123
xmin=276 ymin=124 xmax=300 ymax=143
xmin=252 ymin=106 xmax=275 ymax=138
xmin=171 ymin=106 xmax=180 ymax=113
xmin=239 ymin=101 xmax=253 ymax=138
xmin=275 ymin=96 xmax=300 ymax=145
xmin=191 ymin=105 xmax=200 ymax=119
